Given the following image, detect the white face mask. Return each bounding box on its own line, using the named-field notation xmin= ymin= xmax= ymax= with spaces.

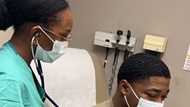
xmin=31 ymin=25 xmax=69 ymax=63
xmin=137 ymin=98 xmax=164 ymax=107
xmin=124 ymin=84 xmax=164 ymax=107
xmin=34 ymin=40 xmax=68 ymax=63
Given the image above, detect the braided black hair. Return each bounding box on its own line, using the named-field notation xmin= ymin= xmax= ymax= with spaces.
xmin=0 ymin=0 xmax=69 ymax=31
xmin=117 ymin=53 xmax=171 ymax=85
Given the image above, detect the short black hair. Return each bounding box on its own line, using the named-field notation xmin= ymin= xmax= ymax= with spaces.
xmin=117 ymin=53 xmax=171 ymax=85
xmin=0 ymin=0 xmax=69 ymax=31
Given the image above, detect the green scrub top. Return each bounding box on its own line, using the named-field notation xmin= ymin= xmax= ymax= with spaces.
xmin=0 ymin=42 xmax=45 ymax=107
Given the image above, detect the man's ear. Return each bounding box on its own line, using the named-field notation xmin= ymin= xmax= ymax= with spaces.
xmin=119 ymin=79 xmax=131 ymax=95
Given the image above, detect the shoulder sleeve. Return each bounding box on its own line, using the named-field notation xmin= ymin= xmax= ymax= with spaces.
xmin=0 ymin=80 xmax=24 ymax=107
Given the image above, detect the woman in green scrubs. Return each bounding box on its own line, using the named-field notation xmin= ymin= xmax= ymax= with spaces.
xmin=0 ymin=0 xmax=73 ymax=106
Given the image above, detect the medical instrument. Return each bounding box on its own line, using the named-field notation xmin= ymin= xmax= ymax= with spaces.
xmin=112 ymin=30 xmax=122 ymax=65
xmin=103 ymin=47 xmax=110 ymax=68
xmin=94 ymin=31 xmax=136 ymax=52
xmin=108 ymin=30 xmax=123 ymax=95
xmin=123 ymin=30 xmax=131 ymax=61
xmin=36 ymin=60 xmax=59 ymax=107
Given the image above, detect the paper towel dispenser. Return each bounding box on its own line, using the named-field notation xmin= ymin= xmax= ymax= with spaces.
xmin=143 ymin=35 xmax=168 ymax=53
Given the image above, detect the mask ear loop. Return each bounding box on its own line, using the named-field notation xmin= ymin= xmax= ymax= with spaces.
xmin=124 ymin=95 xmax=131 ymax=107
xmin=124 ymin=83 xmax=139 ymax=107
xmin=128 ymin=84 xmax=140 ymax=100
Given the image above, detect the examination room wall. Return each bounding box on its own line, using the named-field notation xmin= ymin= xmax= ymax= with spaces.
xmin=68 ymin=0 xmax=190 ymax=107
xmin=0 ymin=0 xmax=190 ymax=106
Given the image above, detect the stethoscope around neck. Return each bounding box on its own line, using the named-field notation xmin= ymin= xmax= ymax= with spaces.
xmin=36 ymin=59 xmax=59 ymax=107
xmin=31 ymin=36 xmax=59 ymax=107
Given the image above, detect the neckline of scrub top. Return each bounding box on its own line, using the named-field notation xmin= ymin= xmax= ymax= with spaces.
xmin=8 ymin=41 xmax=18 ymax=55
xmin=7 ymin=41 xmax=32 ymax=80
xmin=7 ymin=41 xmax=32 ymax=75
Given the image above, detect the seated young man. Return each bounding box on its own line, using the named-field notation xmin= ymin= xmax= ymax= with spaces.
xmin=94 ymin=53 xmax=171 ymax=107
